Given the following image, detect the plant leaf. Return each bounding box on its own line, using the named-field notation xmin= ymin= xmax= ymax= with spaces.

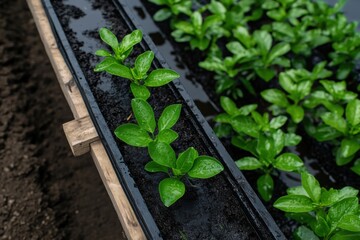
xmin=261 ymin=89 xmax=289 ymax=108
xmin=328 ymin=197 xmax=358 ymax=229
xmin=114 ymin=123 xmax=152 ymax=147
xmin=145 ymin=69 xmax=180 ymax=87
xmin=257 ymin=174 xmax=274 ymax=201
xmin=99 ymin=27 xmax=118 ymax=50
xmin=157 ymin=129 xmax=178 ymax=144
xmin=188 ymin=156 xmax=224 ymax=179
xmin=119 ymin=30 xmax=143 ymax=53
xmin=235 ymin=157 xmax=263 ymax=170
xmin=346 ymin=99 xmax=360 ymax=127
xmin=220 ymin=96 xmax=238 ymax=115
xmin=294 ymin=226 xmax=320 ymax=240
xmin=94 ymin=57 xmax=117 ymax=72
xmin=131 ymin=98 xmax=156 ymax=133
xmin=103 ymin=62 xmax=134 ymax=80
xmin=159 ymin=178 xmax=185 ymax=207
xmin=254 ymin=30 xmax=272 ymax=55
xmin=287 ymin=105 xmax=305 ymax=123
xmin=135 ymin=51 xmax=154 ymax=78
xmin=153 ymin=8 xmax=172 ymax=21
xmin=274 ymin=153 xmax=304 ymax=172
xmin=145 ymin=161 xmax=168 ymax=173
xmin=148 ymin=142 xmax=176 ymax=168
xmin=176 ymin=147 xmax=198 ymax=174
xmin=267 ymin=42 xmax=290 ymax=63
xmin=321 ymin=112 xmax=347 ymax=134
xmin=330 ymin=230 xmax=360 ymax=240
xmin=274 ymin=195 xmax=315 ymax=212
xmin=338 ymin=214 xmax=360 ymax=232
xmin=301 ymin=172 xmax=321 ymax=203
xmin=130 ymin=83 xmax=150 ymax=100
xmin=158 ymin=104 xmax=182 ymax=131
xmin=95 ymin=49 xmax=112 ymax=57
xmin=270 ymin=116 xmax=288 ymax=129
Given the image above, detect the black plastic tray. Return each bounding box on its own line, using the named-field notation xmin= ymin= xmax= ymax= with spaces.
xmin=41 ymin=0 xmax=286 ymax=239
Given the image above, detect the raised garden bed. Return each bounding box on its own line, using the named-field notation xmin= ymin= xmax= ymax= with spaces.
xmin=38 ymin=0 xmax=360 ymax=239
xmin=41 ymin=0 xmax=288 ymax=239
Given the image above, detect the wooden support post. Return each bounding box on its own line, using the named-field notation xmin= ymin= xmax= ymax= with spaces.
xmin=63 ymin=116 xmax=99 ymax=156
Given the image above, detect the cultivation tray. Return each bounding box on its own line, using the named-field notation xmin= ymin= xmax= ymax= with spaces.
xmin=27 ymin=0 xmax=286 ymax=239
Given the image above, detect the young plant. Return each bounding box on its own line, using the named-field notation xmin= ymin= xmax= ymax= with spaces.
xmin=95 ymin=28 xmax=142 ymax=63
xmin=306 ymin=99 xmax=360 ymax=169
xmin=214 ymin=97 xmax=303 ymax=201
xmin=171 ymin=11 xmax=227 ymax=50
xmin=95 ymin=29 xmax=180 ymax=100
xmin=261 ymin=62 xmax=332 ymax=123
xmin=148 ymin=0 xmax=192 ymax=22
xmin=146 ymin=143 xmax=224 ymax=207
xmin=115 ymin=98 xmax=224 ymax=206
xmin=274 ymin=171 xmax=360 ymax=240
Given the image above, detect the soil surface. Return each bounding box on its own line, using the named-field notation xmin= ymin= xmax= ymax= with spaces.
xmin=0 ymin=0 xmax=125 ymax=239
xmin=49 ymin=0 xmax=258 ymax=239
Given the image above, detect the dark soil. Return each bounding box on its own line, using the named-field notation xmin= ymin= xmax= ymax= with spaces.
xmin=49 ymin=0 xmax=258 ymax=239
xmin=0 ymin=0 xmax=125 ymax=239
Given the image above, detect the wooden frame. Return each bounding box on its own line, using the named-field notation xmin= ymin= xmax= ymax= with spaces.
xmin=26 ymin=0 xmax=146 ymax=239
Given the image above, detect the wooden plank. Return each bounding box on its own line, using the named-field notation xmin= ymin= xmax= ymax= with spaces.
xmin=26 ymin=0 xmax=88 ymax=119
xmin=63 ymin=116 xmax=99 ymax=156
xmin=91 ymin=142 xmax=146 ymax=240
xmin=26 ymin=0 xmax=147 ymax=239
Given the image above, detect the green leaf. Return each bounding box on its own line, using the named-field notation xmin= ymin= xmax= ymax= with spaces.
xmin=270 ymin=116 xmax=287 ymax=129
xmin=145 ymin=161 xmax=168 ymax=173
xmin=351 ymin=159 xmax=360 ymax=176
xmin=261 ymin=89 xmax=289 ymax=108
xmin=294 ymin=226 xmax=320 ymax=240
xmin=131 ymin=98 xmax=156 ymax=133
xmin=103 ymin=62 xmax=134 ymax=80
xmin=130 ymin=83 xmax=150 ymax=100
xmin=338 ymin=214 xmax=360 ymax=232
xmin=321 ymin=112 xmax=347 ymax=134
xmin=287 ymin=186 xmax=308 ymax=196
xmin=99 ymin=28 xmax=118 ymax=50
xmin=191 ymin=11 xmax=202 ymax=30
xmin=267 ymin=42 xmax=290 ymax=63
xmin=346 ymin=99 xmax=360 ymax=127
xmin=285 ymin=133 xmax=302 ymax=146
xmin=321 ymin=187 xmax=359 ymax=206
xmin=176 ymin=147 xmax=198 ymax=174
xmin=159 ymin=178 xmax=185 ymax=207
xmin=231 ymin=116 xmax=259 ymax=138
xmin=135 ymin=51 xmax=154 ymax=78
xmin=220 ymin=96 xmax=238 ymax=115
xmin=114 ymin=123 xmax=152 ymax=147
xmin=254 ymin=30 xmax=272 ymax=56
xmin=235 ymin=157 xmax=263 ymax=170
xmin=148 ymin=142 xmax=176 ymax=168
xmin=274 ymin=195 xmax=315 ymax=212
xmin=328 ymin=197 xmax=359 ymax=229
xmin=330 ymin=230 xmax=360 ymax=240
xmin=272 ymin=129 xmax=285 ymax=155
xmin=255 ymin=68 xmax=276 ymax=82
xmin=257 ymin=174 xmax=274 ymax=201
xmin=119 ymin=30 xmax=143 ymax=53
xmin=287 ymin=105 xmax=304 ymax=123
xmin=257 ymin=133 xmax=276 ymax=163
xmin=274 ymin=153 xmax=304 ymax=172
xmin=157 ymin=129 xmax=178 ymax=144
xmin=301 ymin=172 xmax=321 ymax=203
xmin=337 ymin=138 xmax=360 ymax=162
xmin=314 ymin=216 xmax=330 ymax=237
xmin=158 ymin=104 xmax=182 ymax=131
xmin=95 ymin=49 xmax=112 ymax=57
xmin=153 ymin=8 xmax=172 ymax=21
xmin=188 ymin=156 xmax=224 ymax=179
xmin=145 ymin=69 xmax=180 ymax=87
xmin=94 ymin=57 xmax=118 ymax=72
xmin=233 ymin=26 xmax=252 ymax=48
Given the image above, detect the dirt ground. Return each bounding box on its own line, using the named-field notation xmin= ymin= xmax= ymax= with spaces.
xmin=0 ymin=0 xmax=125 ymax=239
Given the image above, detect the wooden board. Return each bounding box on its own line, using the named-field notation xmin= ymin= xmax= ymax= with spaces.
xmin=26 ymin=0 xmax=146 ymax=239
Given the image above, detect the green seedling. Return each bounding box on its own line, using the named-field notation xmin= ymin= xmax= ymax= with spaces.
xmin=274 ymin=171 xmax=360 ymax=240
xmin=306 ymin=99 xmax=360 ymax=169
xmin=115 ymin=98 xmax=182 ymax=146
xmin=147 ymin=143 xmax=224 ymax=207
xmin=95 ymin=29 xmax=179 ymax=100
xmin=304 ymin=80 xmax=357 ymax=116
xmin=261 ymin=62 xmax=332 ymax=123
xmin=171 ymin=11 xmax=228 ymax=50
xmin=214 ymin=96 xmax=303 ymax=201
xmin=95 ymin=28 xmax=142 ymax=63
xmin=148 ymin=0 xmax=192 ymax=22
xmin=115 ymin=98 xmax=224 ymax=206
